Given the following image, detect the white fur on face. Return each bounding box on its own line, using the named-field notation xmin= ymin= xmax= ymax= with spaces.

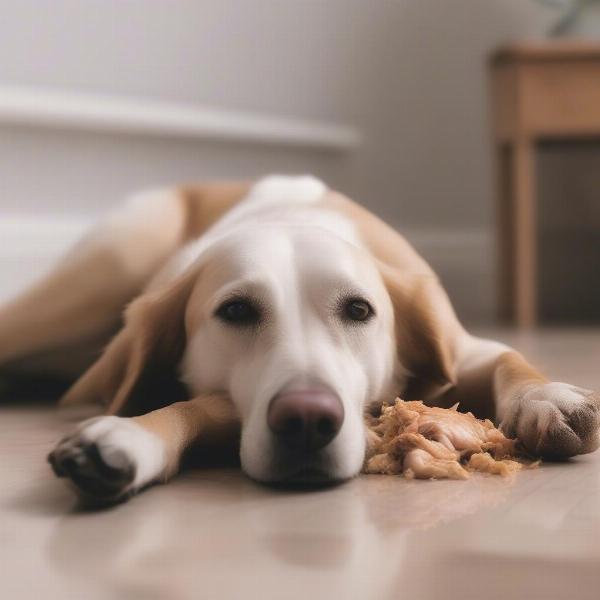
xmin=181 ymin=224 xmax=397 ymax=482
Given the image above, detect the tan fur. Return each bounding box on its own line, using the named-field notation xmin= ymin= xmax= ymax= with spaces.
xmin=61 ymin=264 xmax=203 ymax=416
xmin=320 ymin=192 xmax=434 ymax=275
xmin=437 ymin=350 xmax=548 ymax=421
xmin=494 ymin=351 xmax=549 ymax=397
xmin=378 ymin=262 xmax=458 ymax=389
xmin=178 ymin=182 xmax=252 ymax=241
xmin=133 ymin=393 xmax=239 ymax=479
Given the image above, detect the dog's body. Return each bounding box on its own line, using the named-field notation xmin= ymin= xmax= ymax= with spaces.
xmin=1 ymin=175 xmax=598 ymax=502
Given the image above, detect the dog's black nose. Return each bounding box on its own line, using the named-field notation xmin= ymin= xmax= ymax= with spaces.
xmin=268 ymin=389 xmax=344 ymax=451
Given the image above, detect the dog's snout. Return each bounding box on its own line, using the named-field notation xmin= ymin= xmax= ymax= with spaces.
xmin=267 ymin=389 xmax=344 ymax=451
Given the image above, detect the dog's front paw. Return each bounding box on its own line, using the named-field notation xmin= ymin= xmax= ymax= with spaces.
xmin=501 ymin=382 xmax=600 ymax=459
xmin=48 ymin=416 xmax=166 ymax=504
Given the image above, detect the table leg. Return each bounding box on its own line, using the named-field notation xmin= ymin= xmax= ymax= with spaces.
xmin=511 ymin=139 xmax=537 ymax=328
xmin=495 ymin=144 xmax=513 ymax=322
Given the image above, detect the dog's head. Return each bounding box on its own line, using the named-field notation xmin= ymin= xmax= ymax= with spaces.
xmin=65 ymin=211 xmax=455 ymax=484
xmin=180 ymin=224 xmax=398 ymax=483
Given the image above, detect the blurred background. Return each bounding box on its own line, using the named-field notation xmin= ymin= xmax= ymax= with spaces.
xmin=0 ymin=0 xmax=597 ymax=325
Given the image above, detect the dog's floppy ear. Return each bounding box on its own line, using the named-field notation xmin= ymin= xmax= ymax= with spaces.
xmin=379 ymin=262 xmax=457 ymax=397
xmin=60 ymin=269 xmax=199 ymax=416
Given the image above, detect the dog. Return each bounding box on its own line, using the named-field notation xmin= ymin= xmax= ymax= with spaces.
xmin=1 ymin=175 xmax=598 ymax=503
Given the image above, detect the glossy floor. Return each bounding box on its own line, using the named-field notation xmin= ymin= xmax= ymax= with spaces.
xmin=2 ymin=328 xmax=600 ymax=600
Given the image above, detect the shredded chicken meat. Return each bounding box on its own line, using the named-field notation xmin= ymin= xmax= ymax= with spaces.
xmin=364 ymin=399 xmax=537 ymax=479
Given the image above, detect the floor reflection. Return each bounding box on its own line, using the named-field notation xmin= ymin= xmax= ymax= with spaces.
xmin=42 ymin=470 xmax=516 ymax=600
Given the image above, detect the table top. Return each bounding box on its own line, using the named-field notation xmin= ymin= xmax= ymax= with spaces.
xmin=492 ymin=40 xmax=600 ymax=64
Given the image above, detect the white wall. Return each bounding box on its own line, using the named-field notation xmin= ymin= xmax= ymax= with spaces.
xmin=0 ymin=1 xmax=558 ymax=321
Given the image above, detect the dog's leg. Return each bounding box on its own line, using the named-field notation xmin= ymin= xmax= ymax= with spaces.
xmin=0 ymin=189 xmax=187 ymax=368
xmin=48 ymin=394 xmax=239 ymax=503
xmin=443 ymin=335 xmax=600 ymax=459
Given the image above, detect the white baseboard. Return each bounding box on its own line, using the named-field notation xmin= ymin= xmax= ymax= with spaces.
xmin=0 ymin=217 xmax=495 ymax=321
xmin=0 ymin=84 xmax=360 ymax=151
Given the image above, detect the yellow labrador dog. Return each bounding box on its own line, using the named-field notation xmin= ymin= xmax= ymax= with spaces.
xmin=1 ymin=175 xmax=598 ymax=502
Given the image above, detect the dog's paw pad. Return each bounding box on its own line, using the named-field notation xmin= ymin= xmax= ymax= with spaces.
xmin=48 ymin=439 xmax=136 ymax=503
xmin=48 ymin=416 xmax=166 ymax=504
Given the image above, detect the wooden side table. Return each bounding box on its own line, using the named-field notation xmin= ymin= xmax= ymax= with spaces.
xmin=490 ymin=42 xmax=600 ymax=327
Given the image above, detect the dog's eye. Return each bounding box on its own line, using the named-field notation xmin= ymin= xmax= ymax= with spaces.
xmin=216 ymin=299 xmax=261 ymax=326
xmin=343 ymin=299 xmax=373 ymax=322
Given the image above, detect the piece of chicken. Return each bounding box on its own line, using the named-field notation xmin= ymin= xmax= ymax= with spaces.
xmin=364 ymin=399 xmax=535 ymax=479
